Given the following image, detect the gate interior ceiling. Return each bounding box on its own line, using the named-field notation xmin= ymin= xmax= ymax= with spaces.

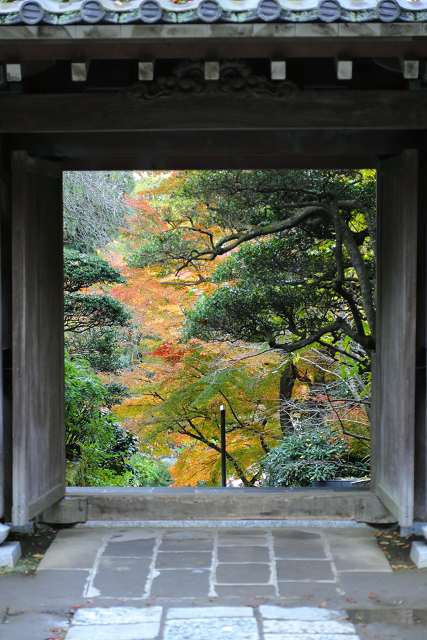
xmin=0 ymin=4 xmax=427 ymax=526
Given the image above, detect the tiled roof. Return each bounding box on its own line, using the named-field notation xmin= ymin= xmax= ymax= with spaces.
xmin=0 ymin=0 xmax=426 ymax=27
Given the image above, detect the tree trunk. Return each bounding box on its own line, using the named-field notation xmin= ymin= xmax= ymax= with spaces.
xmin=279 ymin=364 xmax=297 ymax=435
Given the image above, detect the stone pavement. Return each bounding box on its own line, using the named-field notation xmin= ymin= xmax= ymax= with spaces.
xmin=37 ymin=524 xmax=394 ymax=601
xmin=66 ymin=605 xmax=359 ymax=640
xmin=1 ymin=523 xmax=427 ymax=639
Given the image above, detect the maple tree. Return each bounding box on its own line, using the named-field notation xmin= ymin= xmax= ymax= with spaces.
xmin=126 ymin=169 xmax=376 ymax=374
xmin=94 ymin=169 xmax=375 ymax=486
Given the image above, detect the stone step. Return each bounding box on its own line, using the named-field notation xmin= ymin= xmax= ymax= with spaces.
xmin=38 ymin=487 xmax=396 ymax=525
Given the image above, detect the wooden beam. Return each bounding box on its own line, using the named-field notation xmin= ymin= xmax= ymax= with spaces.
xmin=4 ymin=129 xmax=423 ymax=171
xmin=60 ymin=154 xmax=377 ymax=171
xmin=2 ymin=91 xmax=427 ymax=133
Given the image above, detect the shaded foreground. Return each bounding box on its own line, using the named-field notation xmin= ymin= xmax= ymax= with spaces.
xmin=1 ymin=524 xmax=427 ymax=639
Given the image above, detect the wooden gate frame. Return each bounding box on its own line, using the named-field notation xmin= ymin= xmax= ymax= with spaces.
xmin=0 ymin=29 xmax=426 ymax=525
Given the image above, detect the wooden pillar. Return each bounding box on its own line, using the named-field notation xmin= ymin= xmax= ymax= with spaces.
xmin=0 ymin=136 xmax=12 ymax=522
xmin=375 ymin=150 xmax=418 ymax=526
xmin=414 ymin=140 xmax=427 ymax=522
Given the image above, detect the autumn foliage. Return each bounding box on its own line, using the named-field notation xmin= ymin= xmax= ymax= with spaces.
xmin=101 ymin=171 xmax=371 ymax=487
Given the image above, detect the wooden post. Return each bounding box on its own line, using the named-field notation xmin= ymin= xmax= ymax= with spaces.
xmin=11 ymin=152 xmax=65 ymax=525
xmin=220 ymin=404 xmax=226 ymax=487
xmin=376 ymin=150 xmax=418 ymax=526
xmin=414 ymin=146 xmax=427 ymax=522
xmin=0 ymin=137 xmax=12 ymax=523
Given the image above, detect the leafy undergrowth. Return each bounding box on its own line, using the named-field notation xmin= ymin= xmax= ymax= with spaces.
xmin=0 ymin=526 xmax=57 ymax=576
xmin=375 ymin=529 xmax=425 ymax=570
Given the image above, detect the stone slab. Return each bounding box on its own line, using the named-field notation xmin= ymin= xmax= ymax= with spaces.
xmin=0 ymin=541 xmax=21 ymax=568
xmin=158 ymin=538 xmax=214 ymax=552
xmin=276 ymin=582 xmax=340 ymax=600
xmin=264 ymin=636 xmax=359 ymax=640
xmin=326 ymin=531 xmax=392 ymax=573
xmin=93 ymin=557 xmax=151 ymax=598
xmin=37 ymin=534 xmax=106 ymax=570
xmin=217 ymin=546 xmax=270 ymax=563
xmin=66 ymin=487 xmax=392 ymax=523
xmin=272 ymin=530 xmax=326 ymax=560
xmin=263 ymin=619 xmax=356 ymax=634
xmin=163 ymin=530 xmax=213 ymax=539
xmin=66 ymin=622 xmax=160 ymax=640
xmin=216 ymin=562 xmax=271 ymax=584
xmin=108 ymin=530 xmax=158 ymax=541
xmin=74 ymin=519 xmax=370 ymax=529
xmin=150 ymin=568 xmax=210 ymax=598
xmin=259 ymin=606 xmax=347 ymax=621
xmin=164 ymin=617 xmax=259 ymax=640
xmin=156 ymin=551 xmax=211 ymax=569
xmin=276 ymin=559 xmax=334 ymax=582
xmin=410 ymin=541 xmax=427 ymax=568
xmin=400 ymin=521 xmax=427 ymax=536
xmin=0 ymin=611 xmax=72 ymax=640
xmin=73 ymin=606 xmax=162 ymax=625
xmin=215 ymin=585 xmax=277 ymax=597
xmin=103 ymin=538 xmax=157 ymax=558
xmin=39 ymin=497 xmax=87 ymax=524
xmin=166 ymin=607 xmax=254 ymax=618
xmin=218 ymin=535 xmax=268 ymax=546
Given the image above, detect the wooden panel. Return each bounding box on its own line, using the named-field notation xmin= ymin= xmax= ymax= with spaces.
xmin=375 ymin=149 xmax=418 ymax=526
xmin=11 ymin=151 xmax=65 ymax=526
xmin=0 ymin=138 xmax=13 ymax=522
xmin=2 ymin=36 xmax=427 ymax=62
xmin=6 ymin=131 xmax=422 ymax=165
xmin=2 ymin=91 xmax=427 ymax=134
xmin=414 ymin=157 xmax=427 ymax=521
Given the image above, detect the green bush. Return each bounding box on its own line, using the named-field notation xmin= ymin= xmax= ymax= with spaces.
xmin=65 ymin=351 xmax=138 ymax=486
xmin=261 ymin=429 xmax=369 ymax=487
xmin=127 ymin=454 xmax=173 ymax=487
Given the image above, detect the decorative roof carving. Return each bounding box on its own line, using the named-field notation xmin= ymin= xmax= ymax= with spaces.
xmin=126 ymin=59 xmax=299 ymax=99
xmin=1 ymin=0 xmax=427 ymax=26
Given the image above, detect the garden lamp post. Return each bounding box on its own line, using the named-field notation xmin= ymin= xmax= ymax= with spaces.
xmin=220 ymin=404 xmax=226 ymax=487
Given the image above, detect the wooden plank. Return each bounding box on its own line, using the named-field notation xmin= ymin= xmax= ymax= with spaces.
xmin=414 ymin=157 xmax=427 ymax=521
xmin=376 ymin=149 xmax=418 ymax=526
xmin=11 ymin=151 xmax=65 ymax=526
xmin=5 ymin=130 xmax=423 ymax=165
xmin=0 ymin=139 xmax=4 ymax=519
xmin=2 ymin=91 xmax=427 ymax=133
xmin=2 ymin=36 xmax=427 ymax=62
xmin=0 ymin=138 xmax=13 ymax=523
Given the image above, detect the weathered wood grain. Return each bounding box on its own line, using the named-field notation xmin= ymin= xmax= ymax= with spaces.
xmin=11 ymin=151 xmax=65 ymax=526
xmin=7 ymin=130 xmax=423 ymax=165
xmin=1 ymin=36 xmax=427 ymax=62
xmin=375 ymin=149 xmax=418 ymax=526
xmin=1 ymin=91 xmax=427 ymax=133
